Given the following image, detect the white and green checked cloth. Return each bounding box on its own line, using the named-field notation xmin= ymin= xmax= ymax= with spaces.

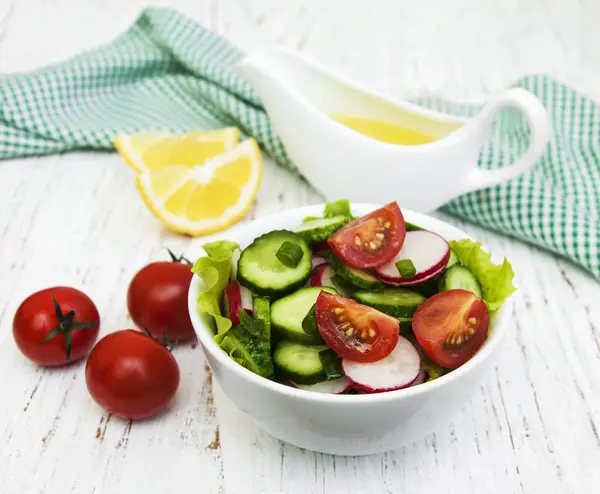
xmin=1 ymin=8 xmax=598 ymax=279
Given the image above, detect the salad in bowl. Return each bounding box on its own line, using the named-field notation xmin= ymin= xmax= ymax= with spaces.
xmin=191 ymin=200 xmax=515 ymax=397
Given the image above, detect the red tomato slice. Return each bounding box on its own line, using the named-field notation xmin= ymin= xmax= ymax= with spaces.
xmin=315 ymin=292 xmax=399 ymax=363
xmin=328 ymin=202 xmax=406 ymax=269
xmin=412 ymin=289 xmax=490 ymax=369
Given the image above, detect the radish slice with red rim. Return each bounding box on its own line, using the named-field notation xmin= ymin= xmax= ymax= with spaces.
xmin=311 ymin=264 xmax=353 ymax=297
xmin=223 ymin=280 xmax=252 ymax=326
xmin=310 ymin=264 xmax=354 ymax=297
xmin=410 ymin=370 xmax=428 ymax=387
xmin=240 ymin=283 xmax=253 ymax=314
xmin=312 ymin=256 xmax=327 ymax=268
xmin=290 ymin=377 xmax=351 ymax=394
xmin=310 ymin=264 xmax=336 ymax=289
xmin=230 ymin=249 xmax=241 ymax=281
xmin=342 ymin=336 xmax=420 ymax=393
xmin=376 ymin=230 xmax=450 ymax=286
xmin=311 ymin=264 xmax=335 ymax=287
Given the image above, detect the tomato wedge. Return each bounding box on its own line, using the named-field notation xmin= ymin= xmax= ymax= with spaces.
xmin=412 ymin=289 xmax=490 ymax=369
xmin=328 ymin=202 xmax=405 ymax=269
xmin=315 ymin=292 xmax=399 ymax=362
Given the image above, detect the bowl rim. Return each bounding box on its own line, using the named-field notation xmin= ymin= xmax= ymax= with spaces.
xmin=188 ymin=203 xmax=513 ymax=404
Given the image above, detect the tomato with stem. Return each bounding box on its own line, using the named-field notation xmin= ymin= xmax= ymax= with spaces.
xmin=127 ymin=249 xmax=195 ymax=342
xmin=13 ymin=286 xmax=100 ymax=366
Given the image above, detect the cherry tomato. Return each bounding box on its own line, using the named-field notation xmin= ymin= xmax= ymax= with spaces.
xmin=85 ymin=330 xmax=180 ymax=420
xmin=328 ymin=202 xmax=406 ymax=269
xmin=315 ymin=292 xmax=399 ymax=362
xmin=412 ymin=289 xmax=490 ymax=369
xmin=13 ymin=287 xmax=100 ymax=366
xmin=127 ymin=253 xmax=194 ymax=342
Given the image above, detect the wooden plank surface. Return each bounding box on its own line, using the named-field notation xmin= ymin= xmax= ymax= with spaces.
xmin=0 ymin=0 xmax=599 ymax=492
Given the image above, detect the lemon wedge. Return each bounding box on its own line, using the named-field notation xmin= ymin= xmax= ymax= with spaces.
xmin=135 ymin=138 xmax=262 ymax=236
xmin=114 ymin=128 xmax=240 ymax=173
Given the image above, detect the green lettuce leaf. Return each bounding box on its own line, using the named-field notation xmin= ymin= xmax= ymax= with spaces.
xmin=192 ymin=240 xmax=239 ymax=336
xmin=302 ymin=199 xmax=354 ymax=223
xmin=252 ymin=296 xmax=272 ymax=353
xmin=449 ymin=239 xmax=516 ymax=312
xmin=219 ymin=324 xmax=274 ymax=378
xmin=324 ymin=199 xmax=352 ymax=219
xmin=215 ymin=308 xmax=274 ymax=378
xmin=193 ymin=240 xmax=274 ymax=379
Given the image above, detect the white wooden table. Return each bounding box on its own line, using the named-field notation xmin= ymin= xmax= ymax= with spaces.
xmin=1 ymin=0 xmax=599 ymax=492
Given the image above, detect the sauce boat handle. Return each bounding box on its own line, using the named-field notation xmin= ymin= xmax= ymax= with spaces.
xmin=465 ymin=87 xmax=551 ymax=191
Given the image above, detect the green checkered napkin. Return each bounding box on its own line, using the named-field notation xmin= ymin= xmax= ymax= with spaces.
xmin=1 ymin=8 xmax=598 ymax=279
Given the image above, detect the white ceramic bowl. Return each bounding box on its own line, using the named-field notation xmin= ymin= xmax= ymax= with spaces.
xmin=188 ymin=204 xmax=513 ymax=456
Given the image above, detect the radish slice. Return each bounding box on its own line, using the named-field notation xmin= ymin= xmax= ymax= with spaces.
xmin=410 ymin=370 xmax=428 ymax=387
xmin=310 ymin=264 xmax=337 ymax=289
xmin=223 ymin=280 xmax=252 ymax=326
xmin=230 ymin=249 xmax=241 ymax=281
xmin=312 ymin=256 xmax=327 ymax=268
xmin=376 ymin=230 xmax=450 ymax=286
xmin=310 ymin=240 xmax=331 ymax=256
xmin=290 ymin=377 xmax=351 ymax=394
xmin=310 ymin=264 xmax=353 ymax=297
xmin=342 ymin=336 xmax=420 ymax=393
xmin=240 ymin=284 xmax=253 ymax=314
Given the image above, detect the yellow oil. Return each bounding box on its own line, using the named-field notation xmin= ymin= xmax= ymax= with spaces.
xmin=330 ymin=115 xmax=438 ymax=145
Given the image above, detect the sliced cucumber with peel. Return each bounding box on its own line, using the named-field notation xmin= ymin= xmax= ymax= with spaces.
xmin=328 ymin=255 xmax=382 ymax=290
xmin=438 ymin=265 xmax=482 ymax=298
xmin=237 ymin=230 xmax=312 ymax=297
xmin=271 ymin=286 xmax=337 ymax=343
xmin=398 ymin=317 xmax=413 ymax=334
xmin=294 ymin=215 xmax=349 ymax=243
xmin=446 ymin=249 xmax=459 ymax=269
xmin=273 ymin=340 xmax=328 ymax=384
xmin=352 ymin=288 xmax=426 ymax=318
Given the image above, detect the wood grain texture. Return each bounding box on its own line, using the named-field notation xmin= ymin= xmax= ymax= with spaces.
xmin=0 ymin=0 xmax=599 ymax=493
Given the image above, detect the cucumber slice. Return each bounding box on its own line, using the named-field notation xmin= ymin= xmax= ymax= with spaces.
xmin=330 ymin=274 xmax=357 ymax=297
xmin=438 ymin=265 xmax=482 ymax=298
xmin=273 ymin=340 xmax=328 ymax=384
xmin=328 ymin=255 xmax=383 ymax=290
xmin=294 ymin=215 xmax=349 ymax=243
xmin=412 ymin=277 xmax=441 ymax=298
xmin=352 ymin=288 xmax=426 ymax=318
xmin=398 ymin=317 xmax=413 ymax=334
xmin=447 ymin=248 xmax=459 ymax=269
xmin=271 ymin=286 xmax=338 ymax=344
xmin=238 ymin=230 xmax=312 ymax=297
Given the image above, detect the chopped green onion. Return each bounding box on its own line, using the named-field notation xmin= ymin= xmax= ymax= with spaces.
xmin=405 ymin=222 xmax=424 ymax=231
xmin=301 ymin=303 xmax=319 ymax=335
xmin=396 ymin=259 xmax=417 ymax=278
xmin=276 ymin=241 xmax=304 ymax=268
xmin=318 ymin=349 xmax=344 ymax=380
